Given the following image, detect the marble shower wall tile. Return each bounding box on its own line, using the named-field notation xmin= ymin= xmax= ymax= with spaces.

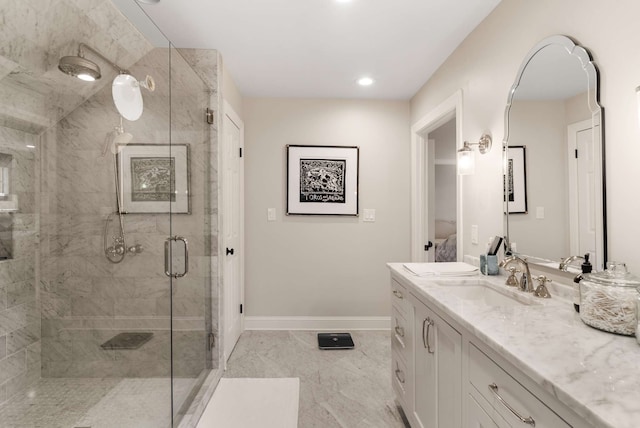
xmin=0 ymin=0 xmax=155 ymax=406
xmin=40 ymin=46 xmax=219 ymax=380
xmin=1 ymin=3 xmax=221 ymax=402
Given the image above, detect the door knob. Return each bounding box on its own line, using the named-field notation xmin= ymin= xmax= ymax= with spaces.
xmin=226 ymin=247 xmax=234 ymax=256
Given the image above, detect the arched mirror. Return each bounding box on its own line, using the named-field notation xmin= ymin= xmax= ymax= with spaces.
xmin=503 ymin=35 xmax=606 ymax=271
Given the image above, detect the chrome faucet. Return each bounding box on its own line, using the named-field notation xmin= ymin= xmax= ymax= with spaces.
xmin=500 ymin=255 xmax=534 ymax=293
xmin=559 ymin=255 xmax=585 ymax=272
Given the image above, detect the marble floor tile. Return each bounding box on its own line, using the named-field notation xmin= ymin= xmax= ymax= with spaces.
xmin=0 ymin=377 xmax=197 ymax=428
xmin=224 ymin=330 xmax=410 ymax=428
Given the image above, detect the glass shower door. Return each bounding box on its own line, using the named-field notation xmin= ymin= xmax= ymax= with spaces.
xmin=168 ymin=45 xmax=213 ymax=425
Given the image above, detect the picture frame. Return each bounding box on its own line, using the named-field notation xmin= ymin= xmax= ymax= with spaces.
xmin=286 ymin=144 xmax=359 ymax=216
xmin=505 ymin=145 xmax=528 ymax=214
xmin=117 ymin=144 xmax=190 ymax=214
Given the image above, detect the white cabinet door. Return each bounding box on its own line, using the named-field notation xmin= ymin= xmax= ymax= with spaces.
xmin=413 ymin=299 xmax=462 ymax=428
xmin=414 ymin=302 xmax=437 ymax=428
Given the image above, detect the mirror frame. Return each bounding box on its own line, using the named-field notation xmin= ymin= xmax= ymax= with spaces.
xmin=503 ymin=35 xmax=607 ymax=271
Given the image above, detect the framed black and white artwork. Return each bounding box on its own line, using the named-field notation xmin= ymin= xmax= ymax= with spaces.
xmin=286 ymin=145 xmax=359 ymax=216
xmin=117 ymin=144 xmax=190 ymax=214
xmin=506 ymin=145 xmax=527 ymax=214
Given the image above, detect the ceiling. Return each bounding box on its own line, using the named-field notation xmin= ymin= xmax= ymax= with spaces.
xmin=116 ymin=0 xmax=501 ymax=100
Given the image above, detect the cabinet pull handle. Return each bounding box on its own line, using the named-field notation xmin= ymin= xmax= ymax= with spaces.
xmin=489 ymin=383 xmax=535 ymax=426
xmin=395 ymin=367 xmax=405 ymax=384
xmin=425 ymin=317 xmax=435 ymax=354
xmin=394 ymin=325 xmax=405 ymax=338
xmin=392 ymin=289 xmax=403 ymax=299
xmin=422 ymin=318 xmax=428 ymax=348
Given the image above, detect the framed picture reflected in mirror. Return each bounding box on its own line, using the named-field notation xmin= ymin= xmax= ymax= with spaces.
xmin=506 ymin=145 xmax=527 ymax=214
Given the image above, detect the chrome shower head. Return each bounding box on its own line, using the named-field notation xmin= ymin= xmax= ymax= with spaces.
xmin=58 ymin=55 xmax=101 ymax=81
xmin=58 ymin=43 xmax=126 ymax=82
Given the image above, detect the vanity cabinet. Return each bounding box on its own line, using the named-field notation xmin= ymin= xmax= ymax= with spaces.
xmin=389 ymin=273 xmax=589 ymax=428
xmin=391 ymin=279 xmax=414 ymax=412
xmin=412 ymin=296 xmax=462 ymax=428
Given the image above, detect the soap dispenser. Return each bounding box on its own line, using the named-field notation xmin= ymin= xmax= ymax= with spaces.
xmin=573 ymin=253 xmax=592 ymax=313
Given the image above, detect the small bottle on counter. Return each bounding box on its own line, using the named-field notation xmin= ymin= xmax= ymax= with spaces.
xmin=573 ymin=253 xmax=592 ymax=313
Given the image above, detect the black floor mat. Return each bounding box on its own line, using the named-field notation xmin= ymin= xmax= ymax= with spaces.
xmin=317 ymin=332 xmax=354 ymax=350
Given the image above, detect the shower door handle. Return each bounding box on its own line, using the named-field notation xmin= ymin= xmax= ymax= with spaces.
xmin=164 ymin=236 xmax=189 ymax=278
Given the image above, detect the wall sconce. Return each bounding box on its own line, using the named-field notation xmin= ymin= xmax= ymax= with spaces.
xmin=457 ymin=134 xmax=492 ymax=175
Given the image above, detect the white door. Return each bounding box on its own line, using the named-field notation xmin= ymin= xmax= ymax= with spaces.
xmin=567 ymin=120 xmax=597 ymax=267
xmin=413 ymin=302 xmax=436 ymax=428
xmin=222 ymin=100 xmax=244 ymax=364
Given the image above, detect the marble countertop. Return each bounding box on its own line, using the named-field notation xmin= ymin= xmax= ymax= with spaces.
xmin=388 ymin=262 xmax=640 ymax=428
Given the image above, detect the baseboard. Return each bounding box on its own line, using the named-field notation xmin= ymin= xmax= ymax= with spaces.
xmin=244 ymin=316 xmax=391 ymax=331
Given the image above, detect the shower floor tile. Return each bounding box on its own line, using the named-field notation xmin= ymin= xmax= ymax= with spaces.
xmin=0 ymin=377 xmax=196 ymax=428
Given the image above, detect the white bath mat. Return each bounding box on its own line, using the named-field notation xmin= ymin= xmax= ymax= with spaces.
xmin=196 ymin=377 xmax=300 ymax=428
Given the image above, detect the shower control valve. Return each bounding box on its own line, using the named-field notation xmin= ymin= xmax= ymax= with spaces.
xmin=107 ymin=244 xmax=125 ymax=256
xmin=127 ymin=244 xmax=144 ymax=254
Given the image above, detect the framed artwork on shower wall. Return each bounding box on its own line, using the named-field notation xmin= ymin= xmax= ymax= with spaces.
xmin=505 ymin=145 xmax=527 ymax=214
xmin=117 ymin=144 xmax=190 ymax=214
xmin=286 ymin=144 xmax=359 ymax=216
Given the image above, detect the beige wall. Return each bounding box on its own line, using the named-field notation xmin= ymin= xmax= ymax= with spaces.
xmin=508 ymin=100 xmax=568 ymax=260
xmin=244 ymin=98 xmax=410 ymax=317
xmin=222 ymin=60 xmax=243 ymax=116
xmin=411 ymin=0 xmax=640 ymax=272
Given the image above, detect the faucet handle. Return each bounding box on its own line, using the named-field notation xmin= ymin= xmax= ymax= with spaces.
xmin=534 ymin=275 xmax=552 ymax=298
xmin=505 ymin=266 xmax=520 ymax=287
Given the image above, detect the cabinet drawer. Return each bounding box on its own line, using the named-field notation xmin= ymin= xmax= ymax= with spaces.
xmin=391 ymin=279 xmax=411 ymax=317
xmin=468 ymin=391 xmax=508 ymax=427
xmin=391 ymin=307 xmax=412 ymax=361
xmin=391 ymin=349 xmax=410 ymax=406
xmin=469 ymin=344 xmax=570 ymax=428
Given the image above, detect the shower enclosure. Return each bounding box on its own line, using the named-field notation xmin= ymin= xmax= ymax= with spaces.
xmin=0 ymin=1 xmax=222 ymax=426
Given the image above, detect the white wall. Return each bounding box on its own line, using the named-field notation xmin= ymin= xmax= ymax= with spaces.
xmin=411 ymin=0 xmax=640 ymax=273
xmin=244 ymin=98 xmax=410 ymax=317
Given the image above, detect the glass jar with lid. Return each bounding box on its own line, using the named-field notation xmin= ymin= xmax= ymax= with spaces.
xmin=579 ymin=261 xmax=640 ymax=336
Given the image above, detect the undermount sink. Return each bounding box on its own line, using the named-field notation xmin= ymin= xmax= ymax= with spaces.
xmin=432 ymin=279 xmax=537 ymax=306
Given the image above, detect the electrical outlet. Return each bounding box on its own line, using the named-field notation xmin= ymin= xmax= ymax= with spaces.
xmin=471 ymin=225 xmax=479 ymax=245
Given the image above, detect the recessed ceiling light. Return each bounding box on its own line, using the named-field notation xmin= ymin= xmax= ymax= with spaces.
xmin=357 ymin=77 xmax=374 ymax=87
xmin=136 ymin=0 xmax=160 ymax=4
xmin=335 ymin=0 xmax=352 ymax=3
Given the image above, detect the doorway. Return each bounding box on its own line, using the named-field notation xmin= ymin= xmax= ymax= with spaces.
xmin=567 ymin=118 xmax=598 ymax=267
xmin=410 ymin=90 xmax=463 ymax=262
xmin=221 ymin=100 xmax=245 ymax=365
xmin=427 ymin=118 xmax=458 ymax=262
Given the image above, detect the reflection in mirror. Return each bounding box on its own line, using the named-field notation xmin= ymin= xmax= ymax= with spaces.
xmin=503 ymin=35 xmax=606 ymax=271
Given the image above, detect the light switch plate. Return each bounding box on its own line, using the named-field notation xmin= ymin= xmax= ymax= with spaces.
xmin=471 ymin=225 xmax=478 ymax=245
xmin=267 ymin=208 xmax=276 ymax=221
xmin=363 ymin=209 xmax=376 ymax=222
xmin=536 ymin=206 xmax=545 ymax=219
